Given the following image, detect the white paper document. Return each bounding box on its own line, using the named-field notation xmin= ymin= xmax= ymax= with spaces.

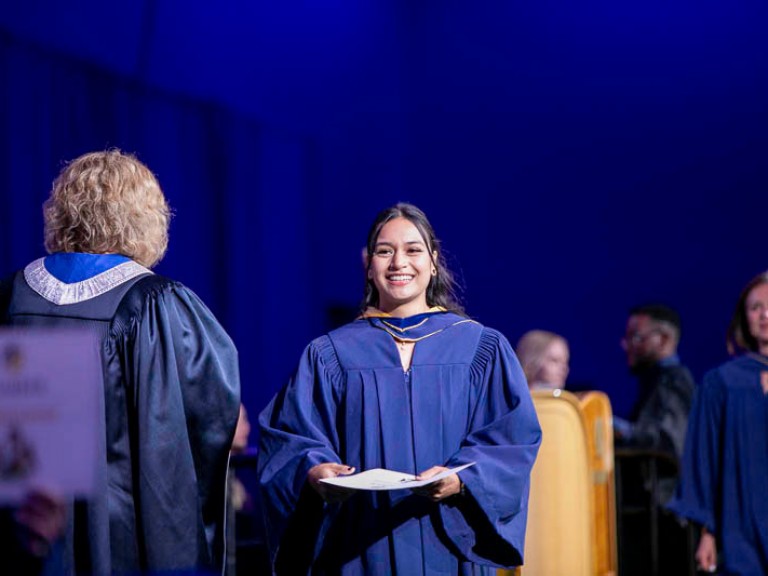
xmin=320 ymin=462 xmax=475 ymax=491
xmin=0 ymin=328 xmax=102 ymax=504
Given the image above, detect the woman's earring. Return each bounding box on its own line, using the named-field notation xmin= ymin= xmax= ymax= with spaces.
xmin=431 ymin=268 xmax=437 ymax=276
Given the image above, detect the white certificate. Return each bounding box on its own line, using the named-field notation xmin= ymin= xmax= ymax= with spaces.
xmin=320 ymin=462 xmax=475 ymax=491
xmin=0 ymin=328 xmax=102 ymax=504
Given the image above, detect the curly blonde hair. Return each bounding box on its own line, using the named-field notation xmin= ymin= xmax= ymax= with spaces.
xmin=44 ymin=150 xmax=170 ymax=268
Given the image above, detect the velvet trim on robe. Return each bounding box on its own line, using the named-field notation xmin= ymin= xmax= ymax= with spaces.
xmin=1 ymin=259 xmax=241 ymax=576
xmin=258 ymin=312 xmax=541 ymax=575
xmin=669 ymin=355 xmax=768 ymax=575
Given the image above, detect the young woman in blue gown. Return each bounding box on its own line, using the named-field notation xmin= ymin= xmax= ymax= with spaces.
xmin=258 ymin=203 xmax=541 ymax=575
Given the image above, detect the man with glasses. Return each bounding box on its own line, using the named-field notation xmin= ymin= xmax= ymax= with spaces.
xmin=614 ymin=304 xmax=696 ymax=575
xmin=615 ymin=304 xmax=695 ymax=463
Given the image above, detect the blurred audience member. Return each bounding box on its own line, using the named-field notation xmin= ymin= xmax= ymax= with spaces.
xmin=615 ymin=303 xmax=696 ymax=575
xmin=615 ymin=304 xmax=695 ymax=468
xmin=516 ymin=330 xmax=570 ymax=390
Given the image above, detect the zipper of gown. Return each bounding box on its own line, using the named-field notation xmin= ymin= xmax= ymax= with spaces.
xmin=405 ymin=368 xmax=417 ymax=474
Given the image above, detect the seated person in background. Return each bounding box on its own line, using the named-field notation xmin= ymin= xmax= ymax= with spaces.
xmin=516 ymin=330 xmax=570 ymax=390
xmin=615 ymin=304 xmax=695 ymax=467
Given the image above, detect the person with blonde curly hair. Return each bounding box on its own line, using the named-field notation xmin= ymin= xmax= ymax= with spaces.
xmin=0 ymin=149 xmax=241 ymax=575
xmin=43 ymin=149 xmax=170 ymax=268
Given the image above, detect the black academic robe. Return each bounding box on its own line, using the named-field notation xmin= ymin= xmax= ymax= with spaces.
xmin=1 ymin=264 xmax=240 ymax=575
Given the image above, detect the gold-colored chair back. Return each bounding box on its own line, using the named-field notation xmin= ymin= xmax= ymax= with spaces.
xmin=499 ymin=389 xmax=617 ymax=576
xmin=576 ymin=391 xmax=617 ymax=576
xmin=525 ymin=390 xmax=595 ymax=575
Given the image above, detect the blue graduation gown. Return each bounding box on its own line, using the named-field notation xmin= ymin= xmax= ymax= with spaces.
xmin=669 ymin=354 xmax=768 ymax=575
xmin=1 ymin=254 xmax=241 ymax=575
xmin=258 ymin=312 xmax=541 ymax=575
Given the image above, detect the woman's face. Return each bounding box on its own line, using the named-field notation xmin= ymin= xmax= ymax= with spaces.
xmin=533 ymin=339 xmax=570 ymax=387
xmin=368 ymin=217 xmax=435 ymax=317
xmin=746 ymin=282 xmax=768 ymax=348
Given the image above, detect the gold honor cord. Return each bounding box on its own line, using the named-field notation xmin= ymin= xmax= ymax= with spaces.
xmin=380 ymin=317 xmax=430 ymax=334
xmin=378 ymin=319 xmax=477 ymax=344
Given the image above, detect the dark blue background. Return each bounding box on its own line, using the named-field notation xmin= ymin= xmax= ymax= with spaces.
xmin=1 ymin=1 xmax=766 ymax=423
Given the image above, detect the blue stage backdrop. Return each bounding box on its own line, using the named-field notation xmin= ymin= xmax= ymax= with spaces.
xmin=1 ymin=1 xmax=766 ymax=424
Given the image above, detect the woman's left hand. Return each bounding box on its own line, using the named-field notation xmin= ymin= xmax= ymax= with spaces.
xmin=411 ymin=466 xmax=462 ymax=502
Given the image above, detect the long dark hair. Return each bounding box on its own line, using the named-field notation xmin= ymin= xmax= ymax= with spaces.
xmin=361 ymin=203 xmax=465 ymax=315
xmin=726 ymin=271 xmax=768 ymax=355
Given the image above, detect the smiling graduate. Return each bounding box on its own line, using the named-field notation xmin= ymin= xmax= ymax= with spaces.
xmin=258 ymin=202 xmax=541 ymax=575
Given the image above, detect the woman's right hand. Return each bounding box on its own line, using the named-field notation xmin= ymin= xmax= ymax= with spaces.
xmin=695 ymin=528 xmax=717 ymax=573
xmin=308 ymin=463 xmax=357 ymax=503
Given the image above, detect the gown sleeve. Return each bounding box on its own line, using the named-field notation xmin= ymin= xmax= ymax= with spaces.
xmin=111 ymin=278 xmax=240 ymax=572
xmin=668 ymin=367 xmax=725 ymax=533
xmin=439 ymin=328 xmax=542 ymax=567
xmin=257 ymin=336 xmax=342 ymax=564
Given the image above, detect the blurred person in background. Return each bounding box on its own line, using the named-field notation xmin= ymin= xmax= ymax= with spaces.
xmin=615 ymin=304 xmax=695 ymax=470
xmin=615 ymin=303 xmax=695 ymax=575
xmin=671 ymin=271 xmax=768 ymax=575
xmin=516 ymin=329 xmax=570 ymax=390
